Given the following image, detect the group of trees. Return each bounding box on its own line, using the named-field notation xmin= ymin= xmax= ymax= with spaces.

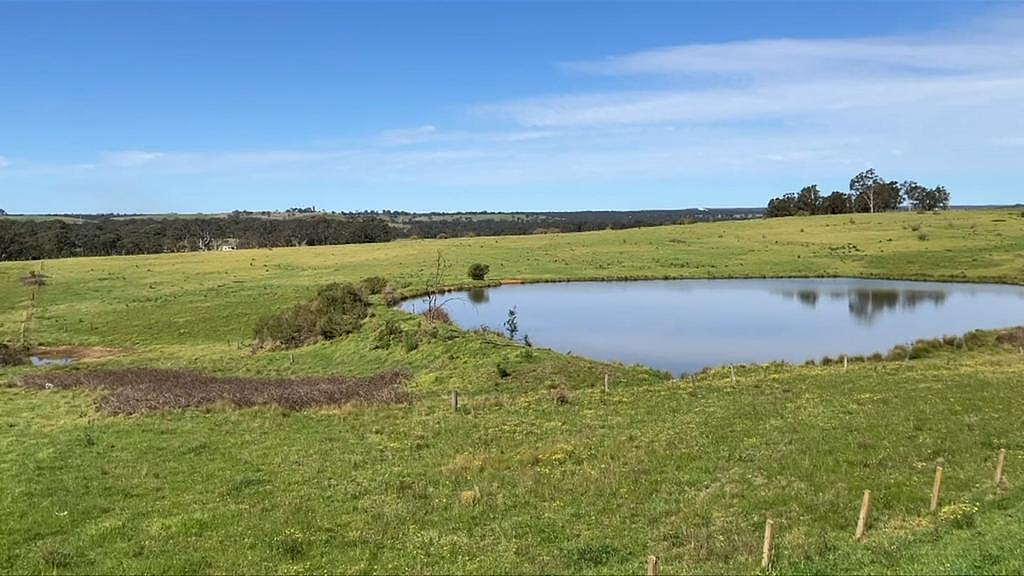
xmin=766 ymin=169 xmax=950 ymax=218
xmin=0 ymin=215 xmax=393 ymax=261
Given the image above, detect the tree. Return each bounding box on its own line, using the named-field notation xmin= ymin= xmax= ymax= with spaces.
xmin=0 ymin=209 xmax=6 ymax=215
xmin=850 ymin=169 xmax=902 ymax=213
xmin=796 ymin=185 xmax=822 ymax=215
xmin=850 ymin=169 xmax=883 ymax=213
xmin=904 ymin=181 xmax=950 ymax=211
xmin=900 ymin=180 xmax=928 ymax=210
xmin=766 ymin=193 xmax=798 ymax=218
xmin=821 ymin=191 xmax=853 ymax=214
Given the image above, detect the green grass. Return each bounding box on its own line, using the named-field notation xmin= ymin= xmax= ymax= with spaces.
xmin=2 ymin=209 xmax=1024 ymax=573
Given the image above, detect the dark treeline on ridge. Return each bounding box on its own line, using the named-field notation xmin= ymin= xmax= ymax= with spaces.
xmin=0 ymin=215 xmax=394 ymax=261
xmin=766 ymin=169 xmax=951 ymax=217
xmin=0 ymin=208 xmax=760 ymax=261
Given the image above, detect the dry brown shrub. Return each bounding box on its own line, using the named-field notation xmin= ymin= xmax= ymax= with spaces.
xmin=15 ymin=368 xmax=413 ymax=414
xmin=995 ymin=327 xmax=1024 ymax=347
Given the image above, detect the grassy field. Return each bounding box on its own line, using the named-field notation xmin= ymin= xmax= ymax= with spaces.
xmin=2 ymin=209 xmax=1024 ymax=573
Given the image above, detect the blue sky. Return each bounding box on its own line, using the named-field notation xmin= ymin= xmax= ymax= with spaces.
xmin=1 ymin=1 xmax=1022 ymax=214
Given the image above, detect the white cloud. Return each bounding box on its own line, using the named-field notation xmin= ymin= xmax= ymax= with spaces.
xmin=377 ymin=125 xmax=440 ymax=146
xmin=100 ymin=150 xmax=168 ymax=167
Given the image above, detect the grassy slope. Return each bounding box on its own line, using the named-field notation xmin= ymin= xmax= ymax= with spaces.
xmin=1 ymin=209 xmax=1024 ymax=573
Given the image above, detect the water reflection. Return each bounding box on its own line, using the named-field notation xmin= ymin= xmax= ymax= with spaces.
xmin=468 ymin=287 xmax=489 ymax=304
xmin=777 ymin=287 xmax=947 ymax=322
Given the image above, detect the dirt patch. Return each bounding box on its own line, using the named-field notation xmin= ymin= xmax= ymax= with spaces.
xmin=15 ymin=368 xmax=413 ymax=414
xmin=30 ymin=346 xmax=125 ymax=362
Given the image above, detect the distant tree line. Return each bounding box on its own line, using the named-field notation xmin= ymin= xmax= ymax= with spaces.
xmin=395 ymin=208 xmax=761 ymax=238
xmin=0 ymin=215 xmax=393 ymax=261
xmin=766 ymin=169 xmax=950 ymax=218
xmin=0 ymin=207 xmax=765 ymax=261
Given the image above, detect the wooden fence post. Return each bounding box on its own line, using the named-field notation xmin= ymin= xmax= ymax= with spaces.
xmin=855 ymin=489 xmax=872 ymax=540
xmin=844 ymin=355 xmax=848 ymax=371
xmin=451 ymin=390 xmax=459 ymax=412
xmin=604 ymin=373 xmax=609 ymax=393
xmin=930 ymin=466 xmax=943 ymax=511
xmin=761 ymin=518 xmax=774 ymax=569
xmin=646 ymin=555 xmax=658 ymax=576
xmin=730 ymin=365 xmax=736 ymax=383
xmin=995 ymin=448 xmax=1007 ymax=487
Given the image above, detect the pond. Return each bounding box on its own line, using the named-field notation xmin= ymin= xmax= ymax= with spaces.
xmin=401 ymin=278 xmax=1024 ymax=374
xmin=30 ymin=356 xmax=74 ymax=367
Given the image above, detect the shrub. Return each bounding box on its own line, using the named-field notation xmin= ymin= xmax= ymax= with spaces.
xmin=917 ymin=231 xmax=929 ymax=241
xmin=467 ymin=263 xmax=490 ymax=281
xmin=254 ymin=283 xmax=369 ymax=349
xmin=313 ymin=283 xmax=369 ymax=339
xmin=422 ymin=306 xmax=452 ymax=324
xmin=381 ymin=284 xmax=402 ymax=306
xmin=0 ymin=342 xmax=28 ymax=366
xmin=372 ymin=318 xmax=403 ymax=349
xmin=358 ymin=276 xmax=388 ymax=295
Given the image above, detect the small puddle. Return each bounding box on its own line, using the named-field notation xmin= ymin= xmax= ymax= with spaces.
xmin=30 ymin=356 xmax=74 ymax=367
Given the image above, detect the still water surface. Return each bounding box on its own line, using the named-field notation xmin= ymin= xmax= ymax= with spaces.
xmin=401 ymin=278 xmax=1024 ymax=374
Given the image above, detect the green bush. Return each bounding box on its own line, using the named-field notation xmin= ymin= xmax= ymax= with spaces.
xmin=313 ymin=283 xmax=369 ymax=339
xmin=358 ymin=276 xmax=387 ymax=295
xmin=468 ymin=263 xmax=490 ymax=281
xmin=254 ymin=283 xmax=369 ymax=349
xmin=372 ymin=318 xmax=403 ymax=349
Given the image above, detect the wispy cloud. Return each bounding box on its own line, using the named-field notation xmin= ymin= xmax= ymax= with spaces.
xmin=485 ymin=10 xmax=1024 ymax=129
xmin=0 ymin=155 xmax=9 ymax=169
xmin=377 ymin=125 xmax=440 ymax=146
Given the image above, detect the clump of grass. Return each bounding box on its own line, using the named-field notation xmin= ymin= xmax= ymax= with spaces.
xmin=38 ymin=545 xmax=74 ymax=570
xmin=939 ymin=502 xmax=979 ymax=529
xmin=271 ymin=529 xmax=306 ymax=561
xmin=495 ymin=361 xmax=511 ymax=379
xmin=15 ymin=368 xmax=413 ymax=414
xmin=885 ymin=344 xmax=911 ymax=361
xmin=402 ymin=331 xmax=420 ymax=352
xmin=457 ymin=487 xmax=480 ymax=506
xmin=917 ymin=231 xmax=929 ymax=241
xmin=572 ymin=543 xmax=622 ymax=569
xmin=253 ymin=282 xmax=369 ymax=350
xmin=553 ymin=387 xmax=571 ymax=405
